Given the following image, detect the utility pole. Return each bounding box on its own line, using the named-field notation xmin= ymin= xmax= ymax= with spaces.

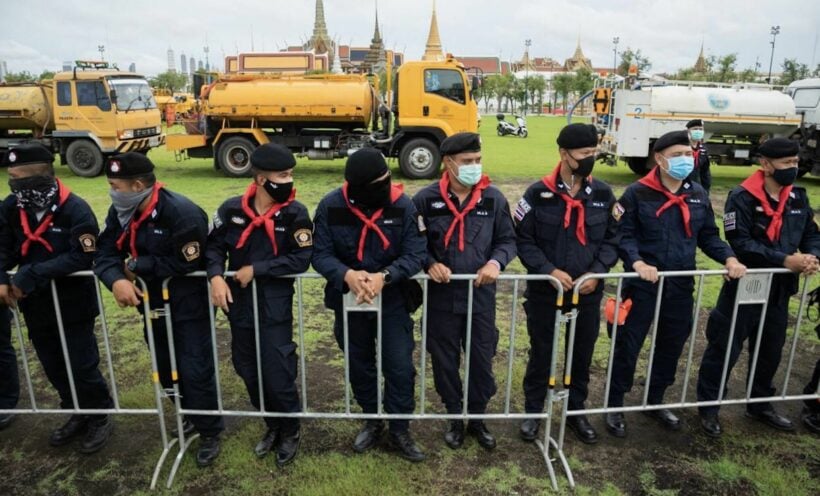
xmin=767 ymin=25 xmax=780 ymax=84
xmin=524 ymin=39 xmax=531 ymax=115
xmin=612 ymin=37 xmax=619 ymax=76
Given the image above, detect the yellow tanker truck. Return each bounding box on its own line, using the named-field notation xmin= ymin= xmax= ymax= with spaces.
xmin=0 ymin=61 xmax=164 ymax=177
xmin=166 ymin=56 xmax=479 ymax=178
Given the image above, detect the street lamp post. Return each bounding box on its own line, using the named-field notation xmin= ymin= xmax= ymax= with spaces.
xmin=612 ymin=37 xmax=619 ymax=76
xmin=98 ymin=45 xmax=105 ymax=61
xmin=767 ymin=25 xmax=780 ymax=84
xmin=524 ymin=39 xmax=531 ymax=116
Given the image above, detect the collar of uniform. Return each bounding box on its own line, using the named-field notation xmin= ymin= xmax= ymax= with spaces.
xmin=557 ymin=177 xmax=594 ymax=199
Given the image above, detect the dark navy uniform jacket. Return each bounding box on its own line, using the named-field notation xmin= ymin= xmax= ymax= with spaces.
xmin=205 ymin=196 xmax=313 ymax=328
xmin=0 ymin=192 xmax=99 ymax=329
xmin=686 ymin=142 xmax=712 ymax=192
xmin=515 ymin=176 xmax=620 ymax=303
xmin=723 ymin=185 xmax=820 ymax=294
xmin=95 ymin=188 xmax=209 ymax=322
xmin=412 ymin=182 xmax=516 ymax=314
xmin=618 ymin=171 xmax=734 ymax=292
xmin=311 ymin=187 xmax=426 ymax=313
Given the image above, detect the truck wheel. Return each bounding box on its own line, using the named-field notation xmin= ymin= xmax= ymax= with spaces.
xmin=399 ymin=138 xmax=441 ymax=179
xmin=66 ymin=140 xmax=104 ymax=177
xmin=627 ymin=156 xmax=652 ymax=176
xmin=218 ymin=136 xmax=255 ymax=177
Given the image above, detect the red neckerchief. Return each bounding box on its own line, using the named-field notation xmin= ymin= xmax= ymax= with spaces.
xmin=542 ymin=163 xmax=589 ymax=245
xmin=19 ymin=179 xmax=71 ymax=256
xmin=342 ymin=182 xmax=404 ymax=262
xmin=740 ymin=169 xmax=792 ymax=242
xmin=235 ymin=183 xmax=296 ymax=255
xmin=692 ymin=145 xmax=700 ymax=169
xmin=638 ymin=167 xmax=692 ymax=238
xmin=438 ymin=172 xmax=491 ymax=251
xmin=116 ymin=182 xmax=164 ymax=258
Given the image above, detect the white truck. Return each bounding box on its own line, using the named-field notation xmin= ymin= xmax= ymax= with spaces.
xmin=588 ymin=80 xmax=802 ymax=175
xmin=785 ymin=78 xmax=820 ymax=177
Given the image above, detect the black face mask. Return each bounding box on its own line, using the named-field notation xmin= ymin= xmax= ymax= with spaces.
xmin=262 ymin=179 xmax=293 ymax=204
xmin=8 ymin=175 xmax=58 ymax=210
xmin=570 ymin=155 xmax=596 ymax=178
xmin=772 ymin=167 xmax=798 ymax=187
xmin=348 ymin=176 xmax=392 ymax=209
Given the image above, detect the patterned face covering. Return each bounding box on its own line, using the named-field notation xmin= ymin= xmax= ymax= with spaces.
xmin=8 ymin=176 xmax=58 ymax=210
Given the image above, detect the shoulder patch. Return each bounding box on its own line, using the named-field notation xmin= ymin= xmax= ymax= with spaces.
xmin=416 ymin=213 xmax=427 ymax=233
xmin=293 ymin=228 xmax=313 ymax=248
xmin=514 ymin=198 xmax=532 ymax=222
xmin=79 ymin=233 xmax=97 ymax=253
xmin=181 ymin=241 xmax=201 ymax=261
xmin=612 ymin=202 xmax=625 ymax=221
xmin=723 ymin=211 xmax=736 ymax=231
xmin=212 ymin=211 xmax=223 ymax=229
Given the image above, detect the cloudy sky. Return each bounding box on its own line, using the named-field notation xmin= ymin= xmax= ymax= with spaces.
xmin=2 ymin=0 xmax=818 ymax=76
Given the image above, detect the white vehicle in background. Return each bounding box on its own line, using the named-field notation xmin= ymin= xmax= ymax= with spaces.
xmin=785 ymin=78 xmax=820 ymax=177
xmin=584 ymin=78 xmax=802 ymax=175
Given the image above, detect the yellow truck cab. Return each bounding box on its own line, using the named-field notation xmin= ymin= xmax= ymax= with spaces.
xmin=166 ymin=55 xmax=479 ymax=178
xmin=0 ymin=61 xmax=164 ymax=177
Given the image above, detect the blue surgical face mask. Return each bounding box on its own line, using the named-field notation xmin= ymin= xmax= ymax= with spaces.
xmin=455 ymin=163 xmax=482 ymax=186
xmin=662 ymin=155 xmax=694 ymax=180
xmin=690 ymin=129 xmax=704 ymax=141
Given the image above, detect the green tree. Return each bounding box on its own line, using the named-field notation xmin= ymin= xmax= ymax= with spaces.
xmin=552 ymin=73 xmax=575 ymax=111
xmin=480 ymin=75 xmax=498 ymax=113
xmin=38 ymin=70 xmax=56 ymax=80
xmin=617 ymin=48 xmax=652 ymax=77
xmin=149 ymin=71 xmax=190 ymax=92
xmin=3 ymin=70 xmax=37 ymax=83
xmin=778 ymin=58 xmax=810 ymax=85
xmin=527 ymin=75 xmax=546 ymax=114
xmin=713 ymin=54 xmax=738 ymax=82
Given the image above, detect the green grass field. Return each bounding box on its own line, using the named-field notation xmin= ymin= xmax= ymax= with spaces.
xmin=0 ymin=116 xmax=818 ymax=496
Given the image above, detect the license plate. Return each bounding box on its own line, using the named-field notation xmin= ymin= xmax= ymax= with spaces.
xmin=734 ymin=149 xmax=750 ymax=159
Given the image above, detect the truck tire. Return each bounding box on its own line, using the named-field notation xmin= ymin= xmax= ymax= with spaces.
xmin=399 ymin=138 xmax=441 ymax=179
xmin=627 ymin=156 xmax=653 ymax=176
xmin=66 ymin=140 xmax=104 ymax=177
xmin=217 ymin=136 xmax=255 ymax=177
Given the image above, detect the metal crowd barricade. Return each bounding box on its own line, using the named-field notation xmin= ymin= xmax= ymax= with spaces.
xmin=158 ymin=271 xmax=571 ymax=490
xmin=553 ymin=268 xmax=818 ymax=490
xmin=0 ymin=271 xmax=175 ymax=490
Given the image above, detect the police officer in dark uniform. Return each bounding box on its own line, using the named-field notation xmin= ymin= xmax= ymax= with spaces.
xmin=312 ymin=148 xmax=427 ymax=462
xmin=685 ymin=119 xmax=711 ymax=192
xmin=515 ymin=124 xmax=620 ymax=444
xmin=94 ymin=152 xmax=224 ymax=467
xmin=0 ymin=303 xmax=16 ymax=430
xmin=606 ymin=131 xmax=746 ymax=437
xmin=0 ymin=143 xmax=114 ymax=452
xmin=0 ymin=202 xmax=17 ymax=430
xmin=412 ymin=132 xmax=516 ymax=450
xmin=697 ymin=138 xmax=820 ymax=437
xmin=206 ymin=143 xmax=312 ymax=465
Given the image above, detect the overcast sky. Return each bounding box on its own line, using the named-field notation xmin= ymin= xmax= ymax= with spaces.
xmin=2 ymin=0 xmax=818 ymax=77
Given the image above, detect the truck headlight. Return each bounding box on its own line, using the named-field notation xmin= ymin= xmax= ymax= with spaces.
xmin=155 ymin=126 xmax=162 ymax=134
xmin=120 ymin=130 xmax=134 ymax=139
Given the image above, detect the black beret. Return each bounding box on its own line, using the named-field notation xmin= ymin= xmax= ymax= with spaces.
xmin=106 ymin=152 xmax=154 ymax=179
xmin=653 ymin=131 xmax=690 ymax=152
xmin=3 ymin=142 xmax=54 ymax=168
xmin=758 ymin=138 xmax=799 ymax=159
xmin=685 ymin=119 xmax=704 ymax=129
xmin=345 ymin=148 xmax=388 ymax=186
xmin=556 ymin=123 xmax=598 ymax=150
xmin=251 ymin=143 xmax=296 ymax=171
xmin=440 ymin=132 xmax=481 ymax=156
